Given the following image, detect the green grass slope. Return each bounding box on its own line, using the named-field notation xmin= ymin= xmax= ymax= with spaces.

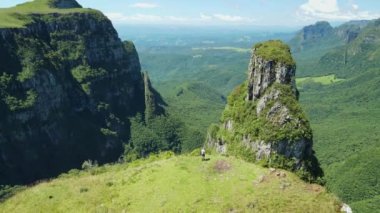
xmin=0 ymin=0 xmax=91 ymax=28
xmin=0 ymin=153 xmax=340 ymax=212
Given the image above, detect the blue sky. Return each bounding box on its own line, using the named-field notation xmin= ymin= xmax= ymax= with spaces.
xmin=1 ymin=0 xmax=380 ymax=27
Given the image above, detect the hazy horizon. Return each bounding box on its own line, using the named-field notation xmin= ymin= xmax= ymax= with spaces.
xmin=1 ymin=0 xmax=379 ymax=28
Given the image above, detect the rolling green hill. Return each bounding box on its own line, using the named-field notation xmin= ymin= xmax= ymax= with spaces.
xmin=0 ymin=153 xmax=341 ymax=212
xmin=0 ymin=0 xmax=93 ymax=28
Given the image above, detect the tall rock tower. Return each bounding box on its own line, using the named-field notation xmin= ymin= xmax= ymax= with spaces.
xmin=207 ymin=40 xmax=323 ymax=181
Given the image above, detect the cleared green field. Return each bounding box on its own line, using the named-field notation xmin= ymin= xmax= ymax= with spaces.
xmin=0 ymin=153 xmax=340 ymax=212
xmin=297 ymin=74 xmax=345 ymax=88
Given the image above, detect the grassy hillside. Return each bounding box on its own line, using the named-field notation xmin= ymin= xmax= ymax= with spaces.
xmin=0 ymin=0 xmax=92 ymax=28
xmin=0 ymin=153 xmax=341 ymax=212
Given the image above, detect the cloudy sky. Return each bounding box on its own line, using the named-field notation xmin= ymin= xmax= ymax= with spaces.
xmin=1 ymin=0 xmax=380 ymax=26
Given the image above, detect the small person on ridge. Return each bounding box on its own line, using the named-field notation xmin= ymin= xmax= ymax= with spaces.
xmin=201 ymin=147 xmax=206 ymax=161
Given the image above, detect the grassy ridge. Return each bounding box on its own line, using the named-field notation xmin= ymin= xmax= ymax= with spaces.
xmin=0 ymin=153 xmax=340 ymax=212
xmin=0 ymin=0 xmax=91 ymax=28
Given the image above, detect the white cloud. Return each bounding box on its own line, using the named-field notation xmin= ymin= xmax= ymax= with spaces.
xmin=213 ymin=14 xmax=244 ymax=22
xmin=351 ymin=4 xmax=359 ymax=11
xmin=130 ymin=2 xmax=158 ymax=9
xmin=300 ymin=0 xmax=339 ymax=13
xmin=105 ymin=13 xmax=162 ymax=23
xmin=105 ymin=13 xmax=190 ymax=24
xmin=105 ymin=12 xmax=255 ymax=25
xmin=200 ymin=13 xmax=255 ymax=24
xmin=200 ymin=13 xmax=212 ymax=21
xmin=297 ymin=0 xmax=380 ymax=21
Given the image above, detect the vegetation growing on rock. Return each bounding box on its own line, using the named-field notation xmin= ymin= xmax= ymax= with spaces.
xmin=254 ymin=40 xmax=295 ymax=66
xmin=0 ymin=0 xmax=100 ymax=28
xmin=208 ymin=41 xmax=322 ymax=182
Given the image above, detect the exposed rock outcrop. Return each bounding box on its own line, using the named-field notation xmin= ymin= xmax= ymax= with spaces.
xmin=49 ymin=0 xmax=82 ymax=8
xmin=143 ymin=72 xmax=166 ymax=120
xmin=289 ymin=21 xmax=334 ymax=51
xmin=335 ymin=20 xmax=369 ymax=43
xmin=302 ymin=21 xmax=334 ymax=41
xmin=247 ymin=48 xmax=297 ymax=101
xmin=207 ymin=40 xmax=322 ymax=181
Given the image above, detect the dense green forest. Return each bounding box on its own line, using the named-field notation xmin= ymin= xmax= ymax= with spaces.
xmin=292 ymin=20 xmax=380 ymax=211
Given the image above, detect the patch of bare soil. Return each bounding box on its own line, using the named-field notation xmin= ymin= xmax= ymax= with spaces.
xmin=214 ymin=160 xmax=232 ymax=173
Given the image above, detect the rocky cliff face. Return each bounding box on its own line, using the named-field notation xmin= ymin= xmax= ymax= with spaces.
xmin=335 ymin=20 xmax=369 ymax=43
xmin=247 ymin=53 xmax=297 ymax=102
xmin=0 ymin=3 xmax=155 ymax=184
xmin=302 ymin=21 xmax=334 ymax=41
xmin=289 ymin=21 xmax=334 ymax=51
xmin=289 ymin=20 xmax=370 ymax=53
xmin=50 ymin=0 xmax=82 ymax=8
xmin=207 ymin=40 xmax=322 ymax=181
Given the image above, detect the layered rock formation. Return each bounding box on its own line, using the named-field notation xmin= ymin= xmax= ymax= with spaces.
xmin=0 ymin=0 xmax=160 ymax=184
xmin=207 ymin=40 xmax=322 ymax=181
